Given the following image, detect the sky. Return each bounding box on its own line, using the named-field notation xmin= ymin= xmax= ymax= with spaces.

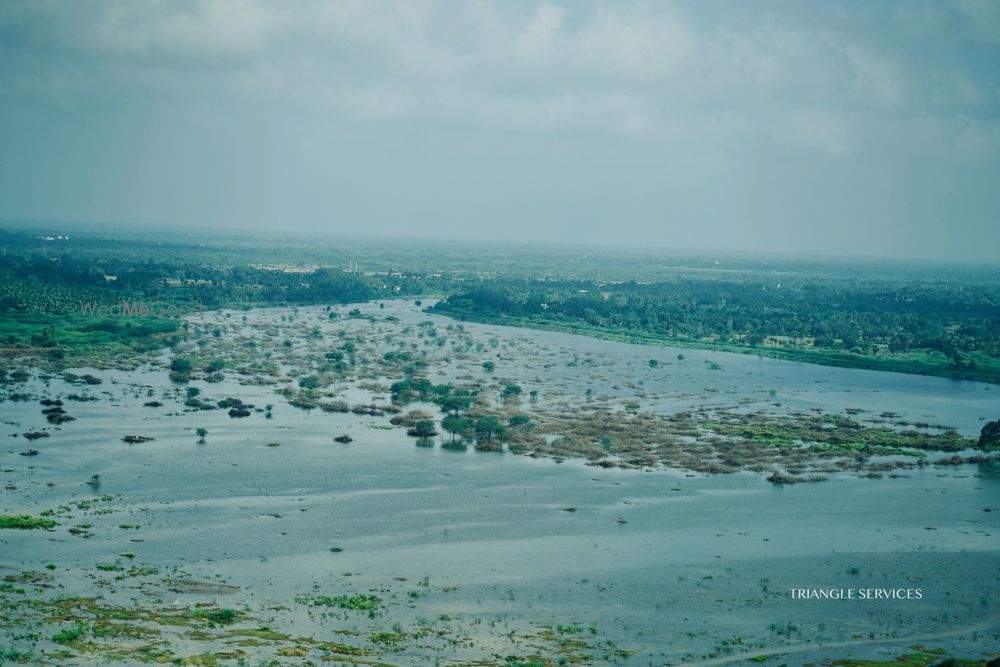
xmin=1 ymin=1 xmax=998 ymax=261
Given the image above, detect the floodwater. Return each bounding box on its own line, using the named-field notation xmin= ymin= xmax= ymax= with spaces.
xmin=1 ymin=300 xmax=997 ymax=665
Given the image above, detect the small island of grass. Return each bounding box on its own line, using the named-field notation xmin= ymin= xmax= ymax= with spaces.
xmin=0 ymin=514 xmax=57 ymax=529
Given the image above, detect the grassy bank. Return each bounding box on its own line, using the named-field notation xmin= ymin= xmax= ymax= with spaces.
xmin=0 ymin=311 xmax=181 ymax=363
xmin=431 ymin=310 xmax=1000 ymax=384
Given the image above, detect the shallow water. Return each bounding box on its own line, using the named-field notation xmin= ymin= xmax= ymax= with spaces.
xmin=2 ymin=300 xmax=998 ymax=664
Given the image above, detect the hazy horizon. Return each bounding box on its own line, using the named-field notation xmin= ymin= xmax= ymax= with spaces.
xmin=2 ymin=1 xmax=999 ymax=262
xmin=8 ymin=215 xmax=1000 ymax=269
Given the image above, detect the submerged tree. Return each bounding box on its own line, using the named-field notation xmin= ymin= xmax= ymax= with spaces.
xmin=170 ymin=358 xmax=193 ymax=374
xmin=298 ymin=375 xmax=321 ymax=390
xmin=508 ymin=414 xmax=533 ymax=431
xmin=408 ymin=419 xmax=437 ymax=438
xmin=501 ymin=383 xmax=522 ymax=399
xmin=441 ymin=415 xmax=470 ymax=442
xmin=474 ymin=416 xmax=506 ymax=443
xmin=440 ymin=394 xmax=473 ymax=414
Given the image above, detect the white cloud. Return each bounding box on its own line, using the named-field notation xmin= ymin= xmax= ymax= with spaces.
xmin=570 ymin=3 xmax=696 ymax=82
xmin=780 ymin=109 xmax=859 ymax=158
xmin=0 ymin=1 xmax=911 ymax=113
xmin=1 ymin=0 xmax=997 ymax=260
xmin=955 ymin=0 xmax=1000 ymax=44
xmin=513 ymin=3 xmax=564 ymax=62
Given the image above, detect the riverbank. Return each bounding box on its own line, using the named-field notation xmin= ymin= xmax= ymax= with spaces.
xmin=427 ymin=309 xmax=1000 ymax=385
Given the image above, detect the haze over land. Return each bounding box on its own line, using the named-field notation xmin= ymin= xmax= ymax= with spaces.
xmin=2 ymin=0 xmax=999 ymax=261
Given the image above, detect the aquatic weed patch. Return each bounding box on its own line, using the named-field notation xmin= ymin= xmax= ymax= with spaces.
xmin=521 ymin=405 xmax=992 ymax=478
xmin=830 ymin=650 xmax=991 ymax=666
xmin=701 ymin=412 xmax=975 ymax=452
xmin=1 ymin=562 xmax=642 ymax=666
xmin=0 ymin=515 xmax=56 ymax=529
xmin=295 ymin=593 xmax=384 ymax=613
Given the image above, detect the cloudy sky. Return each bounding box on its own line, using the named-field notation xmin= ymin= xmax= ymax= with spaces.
xmin=1 ymin=1 xmax=998 ymax=260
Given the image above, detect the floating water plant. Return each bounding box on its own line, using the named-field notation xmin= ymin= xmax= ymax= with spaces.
xmin=0 ymin=514 xmax=57 ymax=529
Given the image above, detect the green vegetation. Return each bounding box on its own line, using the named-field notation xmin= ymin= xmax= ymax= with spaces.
xmin=0 ymin=228 xmax=449 ymax=316
xmin=4 ymin=225 xmax=999 ymax=384
xmin=170 ymin=358 xmax=193 ymax=374
xmin=0 ymin=311 xmax=179 ymax=363
xmin=475 ymin=415 xmax=507 ymax=443
xmin=701 ymin=413 xmax=980 ymax=452
xmin=369 ymin=629 xmax=406 ymax=644
xmin=0 ymin=552 xmax=986 ymax=667
xmin=979 ymin=420 xmax=1000 ymax=448
xmin=502 ymin=407 xmax=994 ymax=475
xmin=409 ymin=419 xmax=438 ymax=437
xmin=830 ymin=650 xmax=991 ymax=666
xmin=502 ymin=383 xmax=523 ymax=398
xmin=390 ymin=377 xmax=478 ymax=413
xmin=52 ymin=623 xmax=85 ymax=644
xmin=442 ymin=415 xmax=471 ymax=442
xmin=294 ymin=593 xmax=383 ymax=613
xmin=0 ymin=514 xmax=57 ymax=529
xmin=298 ymin=374 xmax=321 ymax=390
xmin=509 ymin=414 xmax=533 ymax=430
xmin=431 ymin=272 xmax=1000 ymax=383
xmin=192 ymin=608 xmax=239 ymax=625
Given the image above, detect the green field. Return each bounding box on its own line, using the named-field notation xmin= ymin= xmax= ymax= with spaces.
xmin=0 ymin=311 xmax=181 ymax=361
